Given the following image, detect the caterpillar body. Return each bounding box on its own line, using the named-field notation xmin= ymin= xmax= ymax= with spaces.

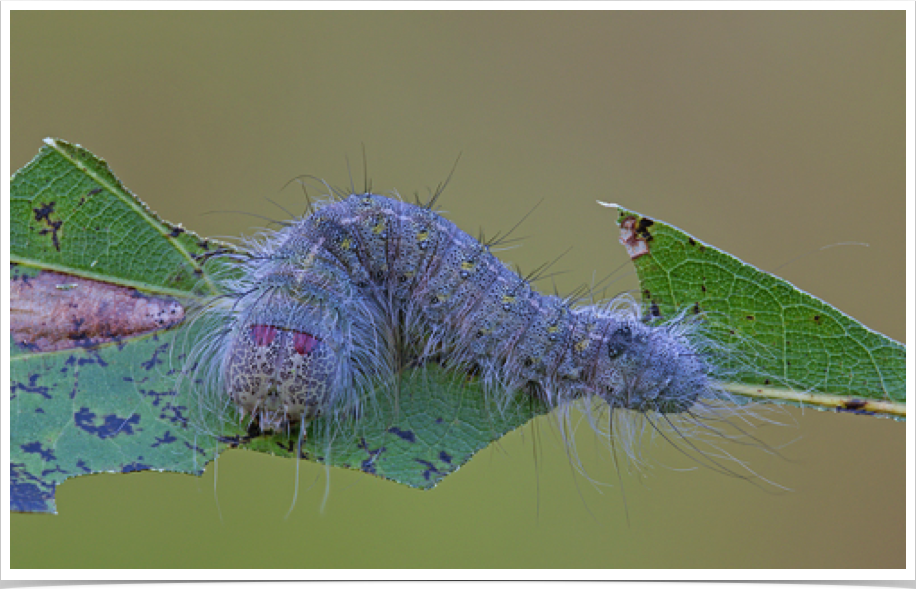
xmin=188 ymin=191 xmax=729 ymax=451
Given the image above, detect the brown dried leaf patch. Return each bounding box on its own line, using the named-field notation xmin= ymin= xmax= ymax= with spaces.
xmin=10 ymin=269 xmax=185 ymax=352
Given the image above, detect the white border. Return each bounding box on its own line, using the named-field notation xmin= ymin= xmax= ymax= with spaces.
xmin=0 ymin=1 xmax=916 ymax=580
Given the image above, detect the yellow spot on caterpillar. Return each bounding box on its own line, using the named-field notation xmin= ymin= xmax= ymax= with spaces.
xmin=546 ymin=325 xmax=560 ymax=334
xmin=372 ymin=219 xmax=386 ymax=235
xmin=340 ymin=237 xmax=352 ymax=250
xmin=417 ymin=229 xmax=429 ymax=242
xmin=575 ymin=339 xmax=589 ymax=353
xmin=461 ymin=261 xmax=475 ymax=271
xmin=501 ymin=294 xmax=516 ymax=305
xmin=300 ymin=250 xmax=319 ymax=269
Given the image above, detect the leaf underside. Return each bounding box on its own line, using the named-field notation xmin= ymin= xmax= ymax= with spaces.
xmin=9 ymin=139 xmax=905 ymax=514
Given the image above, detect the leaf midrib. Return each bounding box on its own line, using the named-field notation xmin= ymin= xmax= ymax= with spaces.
xmin=45 ymin=138 xmax=220 ymax=295
xmin=10 ymin=256 xmax=200 ymax=299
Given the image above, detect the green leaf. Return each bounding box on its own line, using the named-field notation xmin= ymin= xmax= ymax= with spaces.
xmin=10 ymin=138 xmax=217 ymax=297
xmin=9 ymin=139 xmax=903 ymax=515
xmin=10 ymin=316 xmax=218 ymax=514
xmin=10 ymin=139 xmax=221 ymax=513
xmin=239 ymin=366 xmax=547 ymax=489
xmin=614 ymin=206 xmax=905 ymax=418
xmin=9 ymin=139 xmax=547 ymax=513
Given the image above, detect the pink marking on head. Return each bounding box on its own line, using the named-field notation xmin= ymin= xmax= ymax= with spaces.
xmin=251 ymin=324 xmax=277 ymax=346
xmin=293 ymin=331 xmax=319 ymax=355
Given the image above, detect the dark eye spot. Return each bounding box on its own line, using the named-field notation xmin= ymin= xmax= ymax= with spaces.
xmin=606 ymin=324 xmax=634 ymax=360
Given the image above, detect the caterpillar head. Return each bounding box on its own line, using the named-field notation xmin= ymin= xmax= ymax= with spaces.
xmin=598 ymin=320 xmax=708 ymax=415
xmin=214 ymin=245 xmax=357 ymax=433
xmin=224 ymin=321 xmax=338 ymax=432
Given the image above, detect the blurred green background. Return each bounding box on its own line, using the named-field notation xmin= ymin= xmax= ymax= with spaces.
xmin=10 ymin=10 xmax=905 ymax=569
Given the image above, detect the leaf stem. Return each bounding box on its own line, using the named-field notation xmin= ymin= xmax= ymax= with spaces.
xmin=721 ymin=382 xmax=906 ymax=418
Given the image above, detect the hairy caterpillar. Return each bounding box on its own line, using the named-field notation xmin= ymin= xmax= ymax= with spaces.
xmin=185 ymin=189 xmax=774 ymax=482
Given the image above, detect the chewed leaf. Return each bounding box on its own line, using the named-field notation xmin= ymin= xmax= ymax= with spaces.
xmin=10 ymin=140 xmax=904 ymax=515
xmin=613 ymin=205 xmax=905 ymax=418
xmin=8 ymin=139 xmax=546 ymax=512
xmin=9 ymin=307 xmax=218 ymax=514
xmin=9 ymin=138 xmax=223 ymax=513
xmin=10 ymin=138 xmax=219 ymax=297
xmin=241 ymin=366 xmax=549 ymax=489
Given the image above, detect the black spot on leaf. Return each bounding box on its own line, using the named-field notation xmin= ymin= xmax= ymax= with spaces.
xmin=41 ymin=464 xmax=68 ymax=477
xmin=140 ymin=387 xmax=175 ymax=407
xmin=32 ymin=201 xmax=64 ymax=251
xmin=121 ymin=462 xmax=151 ymax=473
xmin=635 ymin=217 xmax=654 ymax=241
xmin=152 ymin=431 xmax=179 ymax=447
xmin=276 ymin=439 xmax=296 ymax=453
xmin=11 ymin=463 xmax=56 ymax=513
xmin=842 ymin=399 xmax=868 ymax=411
xmin=415 ymin=459 xmax=444 ymax=481
xmin=11 ymin=374 xmax=51 ymax=400
xmin=183 ymin=440 xmax=208 ymax=456
xmin=21 ymin=442 xmax=56 ymax=462
xmin=357 ymin=438 xmax=386 ymax=473
xmin=387 ymin=426 xmax=417 ymax=443
xmin=73 ymin=408 xmax=140 ymax=439
xmin=140 ymin=343 xmax=170 ymax=371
